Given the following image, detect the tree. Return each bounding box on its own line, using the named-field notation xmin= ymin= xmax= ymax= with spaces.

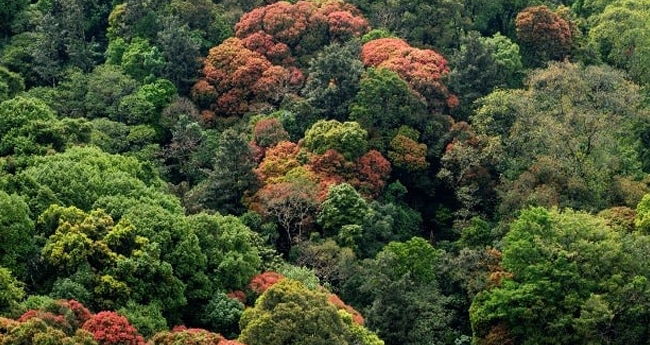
xmin=588 ymin=0 xmax=650 ymax=85
xmin=349 ymin=68 xmax=428 ymax=152
xmin=256 ymin=178 xmax=319 ymax=245
xmin=0 ymin=267 xmax=24 ymax=315
xmin=469 ymin=207 xmax=628 ymax=345
xmin=239 ymin=279 xmax=352 ymax=345
xmin=0 ymin=65 xmax=25 ymax=102
xmin=302 ymin=41 xmax=364 ymax=121
xmin=81 ymin=311 xmax=146 ymax=345
xmin=13 ymin=146 xmax=181 ymax=216
xmin=199 ymin=129 xmax=258 ymax=215
xmin=447 ymin=31 xmax=500 ymax=120
xmin=347 ymin=0 xmax=465 ymax=51
xmin=0 ymin=96 xmax=91 ymax=157
xmin=479 ymin=33 xmax=523 ymax=88
xmin=234 ymin=1 xmax=370 ymax=68
xmin=515 ymin=6 xmax=572 ymax=66
xmin=317 ymin=183 xmax=370 ymax=238
xmin=156 ymin=16 xmax=202 ymax=93
xmin=200 ymin=292 xmax=244 ymax=338
xmin=360 ymin=38 xmax=457 ymax=112
xmin=0 ymin=0 xmax=28 ymax=38
xmin=472 ymin=62 xmax=649 ymax=215
xmin=84 ymin=65 xmax=138 ymax=119
xmin=252 ymin=118 xmax=290 ymax=148
xmin=0 ymin=191 xmax=34 ymax=280
xmin=303 ymin=120 xmax=368 ymax=161
xmin=349 ymin=237 xmax=458 ymax=345
xmin=192 ymin=37 xmax=292 ymax=117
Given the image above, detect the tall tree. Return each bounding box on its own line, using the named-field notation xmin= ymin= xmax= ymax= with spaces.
xmin=302 ymin=41 xmax=364 ymax=121
xmin=200 ymin=129 xmax=258 ymax=215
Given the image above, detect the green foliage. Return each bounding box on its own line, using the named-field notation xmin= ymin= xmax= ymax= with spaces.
xmin=635 ymin=193 xmax=650 ymax=233
xmin=239 ymin=279 xmax=352 ymax=345
xmin=49 ymin=279 xmax=92 ymax=306
xmin=196 ymin=129 xmax=258 ymax=215
xmin=349 ymin=237 xmax=457 ymax=345
xmin=0 ymin=65 xmax=25 ymax=102
xmin=303 ymin=120 xmax=368 ymax=161
xmin=84 ymin=64 xmax=138 ymax=119
xmin=588 ymin=0 xmax=650 ymax=85
xmin=0 ymin=191 xmax=34 ymax=279
xmin=13 ymin=146 xmax=180 ymax=216
xmin=0 ymin=96 xmax=90 ymax=157
xmin=201 ymin=292 xmax=244 ymax=338
xmin=302 ymin=41 xmax=364 ymax=121
xmin=448 ymin=31 xmax=500 ymax=120
xmin=349 ymin=67 xmax=428 ymax=151
xmin=118 ymin=302 xmax=167 ymax=338
xmin=317 ymin=183 xmax=370 ymax=238
xmin=0 ymin=267 xmax=24 ymax=315
xmin=479 ymin=33 xmax=523 ymax=88
xmin=474 ymin=63 xmax=649 ymax=215
xmin=350 ymin=0 xmax=465 ymax=52
xmin=470 ymin=207 xmax=626 ymax=344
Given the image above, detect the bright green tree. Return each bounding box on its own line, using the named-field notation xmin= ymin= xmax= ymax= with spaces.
xmin=0 ymin=191 xmax=34 ymax=279
xmin=470 ymin=207 xmax=626 ymax=344
xmin=239 ymin=279 xmax=352 ymax=345
xmin=317 ymin=183 xmax=370 ymax=238
xmin=303 ymin=120 xmax=368 ymax=161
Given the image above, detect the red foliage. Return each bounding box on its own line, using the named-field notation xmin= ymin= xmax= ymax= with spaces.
xmin=515 ymin=6 xmax=572 ymax=62
xmin=249 ymin=271 xmax=285 ymax=294
xmin=82 ymin=311 xmax=146 ymax=345
xmin=226 ymin=290 xmax=247 ymax=304
xmin=18 ymin=310 xmax=71 ymax=333
xmin=353 ymin=150 xmax=391 ymax=198
xmin=15 ymin=300 xmax=93 ymax=336
xmin=361 ymin=38 xmax=456 ymax=110
xmin=327 ymin=293 xmax=364 ymax=325
xmin=326 ymin=11 xmax=370 ymax=42
xmin=193 ymin=38 xmax=291 ymax=117
xmin=151 ymin=327 xmax=225 ymax=345
xmin=253 ymin=118 xmax=290 ymax=148
xmin=235 ymin=1 xmax=368 ymax=66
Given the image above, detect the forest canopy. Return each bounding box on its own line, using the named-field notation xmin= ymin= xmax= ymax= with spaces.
xmin=2 ymin=0 xmax=650 ymax=344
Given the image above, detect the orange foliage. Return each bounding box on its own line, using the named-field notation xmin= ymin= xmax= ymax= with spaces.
xmin=235 ymin=1 xmax=369 ymax=68
xmin=254 ymin=141 xmax=301 ymax=182
xmin=193 ymin=38 xmax=291 ymax=117
xmin=249 ymin=272 xmax=285 ymax=294
xmin=327 ymin=293 xmax=364 ymax=325
xmin=361 ymin=38 xmax=456 ymax=110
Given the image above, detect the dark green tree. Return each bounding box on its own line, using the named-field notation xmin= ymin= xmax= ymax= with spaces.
xmin=198 ymin=129 xmax=258 ymax=215
xmin=447 ymin=31 xmax=500 ymax=121
xmin=302 ymin=41 xmax=364 ymax=121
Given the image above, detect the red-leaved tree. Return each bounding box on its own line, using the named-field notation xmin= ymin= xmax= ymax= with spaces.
xmin=361 ymin=38 xmax=457 ymax=111
xmin=235 ymin=1 xmax=369 ymax=68
xmin=81 ymin=311 xmax=146 ymax=345
xmin=515 ymin=6 xmax=572 ymax=65
xmin=192 ymin=38 xmax=293 ymax=117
